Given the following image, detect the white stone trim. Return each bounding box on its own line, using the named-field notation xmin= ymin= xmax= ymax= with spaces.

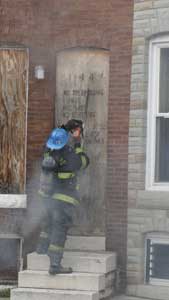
xmin=0 ymin=194 xmax=27 ymax=208
xmin=150 ymin=278 xmax=169 ymax=286
xmin=0 ymin=233 xmax=21 ymax=239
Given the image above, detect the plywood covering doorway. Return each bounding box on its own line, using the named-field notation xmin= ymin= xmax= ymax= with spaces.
xmin=0 ymin=48 xmax=29 ymax=194
xmin=56 ymin=48 xmax=110 ymax=235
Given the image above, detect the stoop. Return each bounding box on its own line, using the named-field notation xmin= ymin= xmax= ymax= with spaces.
xmin=11 ymin=236 xmax=116 ymax=300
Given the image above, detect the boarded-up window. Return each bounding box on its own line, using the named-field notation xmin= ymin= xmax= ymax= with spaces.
xmin=0 ymin=49 xmax=28 ymax=194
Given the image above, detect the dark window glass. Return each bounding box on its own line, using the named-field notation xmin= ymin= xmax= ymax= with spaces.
xmin=159 ymin=48 xmax=169 ymax=113
xmin=155 ymin=118 xmax=169 ymax=182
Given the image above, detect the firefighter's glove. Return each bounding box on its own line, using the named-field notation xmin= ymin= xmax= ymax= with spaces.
xmin=42 ymin=156 xmax=56 ymax=171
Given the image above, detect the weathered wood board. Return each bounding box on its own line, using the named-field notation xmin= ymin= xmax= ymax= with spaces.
xmin=0 ymin=49 xmax=28 ymax=194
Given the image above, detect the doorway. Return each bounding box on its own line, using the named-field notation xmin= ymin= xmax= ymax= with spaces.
xmin=56 ymin=47 xmax=110 ymax=235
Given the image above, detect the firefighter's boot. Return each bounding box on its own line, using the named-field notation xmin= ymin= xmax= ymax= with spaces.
xmin=49 ymin=265 xmax=72 ymax=275
xmin=48 ymin=250 xmax=72 ymax=275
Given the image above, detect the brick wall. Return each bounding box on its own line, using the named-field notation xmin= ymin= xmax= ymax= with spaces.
xmin=0 ymin=0 xmax=134 ymax=286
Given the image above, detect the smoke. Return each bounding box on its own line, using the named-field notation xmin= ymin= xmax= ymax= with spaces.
xmin=22 ymin=159 xmax=45 ymax=243
xmin=71 ymin=170 xmax=91 ymax=233
xmin=21 ymin=141 xmax=104 ymax=254
xmin=22 ymin=156 xmax=93 ymax=240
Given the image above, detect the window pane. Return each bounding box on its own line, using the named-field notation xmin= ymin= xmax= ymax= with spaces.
xmin=159 ymin=48 xmax=169 ymax=113
xmin=155 ymin=117 xmax=169 ymax=182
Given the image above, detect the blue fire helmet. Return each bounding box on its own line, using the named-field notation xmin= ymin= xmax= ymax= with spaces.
xmin=46 ymin=128 xmax=69 ymax=150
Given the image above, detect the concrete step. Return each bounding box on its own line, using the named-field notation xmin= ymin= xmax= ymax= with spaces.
xmin=11 ymin=288 xmax=99 ymax=300
xmin=113 ymin=296 xmax=152 ymax=300
xmin=127 ymin=284 xmax=169 ymax=300
xmin=27 ymin=251 xmax=116 ymax=274
xmin=65 ymin=236 xmax=105 ymax=251
xmin=18 ymin=270 xmax=105 ymax=291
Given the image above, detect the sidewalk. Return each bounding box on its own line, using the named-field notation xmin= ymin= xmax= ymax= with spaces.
xmin=113 ymin=296 xmax=152 ymax=300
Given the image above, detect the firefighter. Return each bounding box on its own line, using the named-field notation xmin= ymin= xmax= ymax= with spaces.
xmin=36 ymin=119 xmax=89 ymax=275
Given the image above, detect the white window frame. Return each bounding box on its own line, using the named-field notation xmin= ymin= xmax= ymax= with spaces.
xmin=146 ymin=36 xmax=169 ymax=191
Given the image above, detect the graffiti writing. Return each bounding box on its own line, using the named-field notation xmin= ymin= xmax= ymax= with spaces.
xmin=66 ymin=72 xmax=104 ymax=82
xmin=63 ymin=89 xmax=104 ymax=97
xmin=85 ymin=130 xmax=105 ymax=145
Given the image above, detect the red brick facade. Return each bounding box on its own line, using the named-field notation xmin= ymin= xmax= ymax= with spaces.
xmin=0 ymin=0 xmax=133 ymax=287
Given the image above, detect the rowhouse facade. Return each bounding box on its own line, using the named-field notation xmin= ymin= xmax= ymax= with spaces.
xmin=0 ymin=0 xmax=133 ymax=289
